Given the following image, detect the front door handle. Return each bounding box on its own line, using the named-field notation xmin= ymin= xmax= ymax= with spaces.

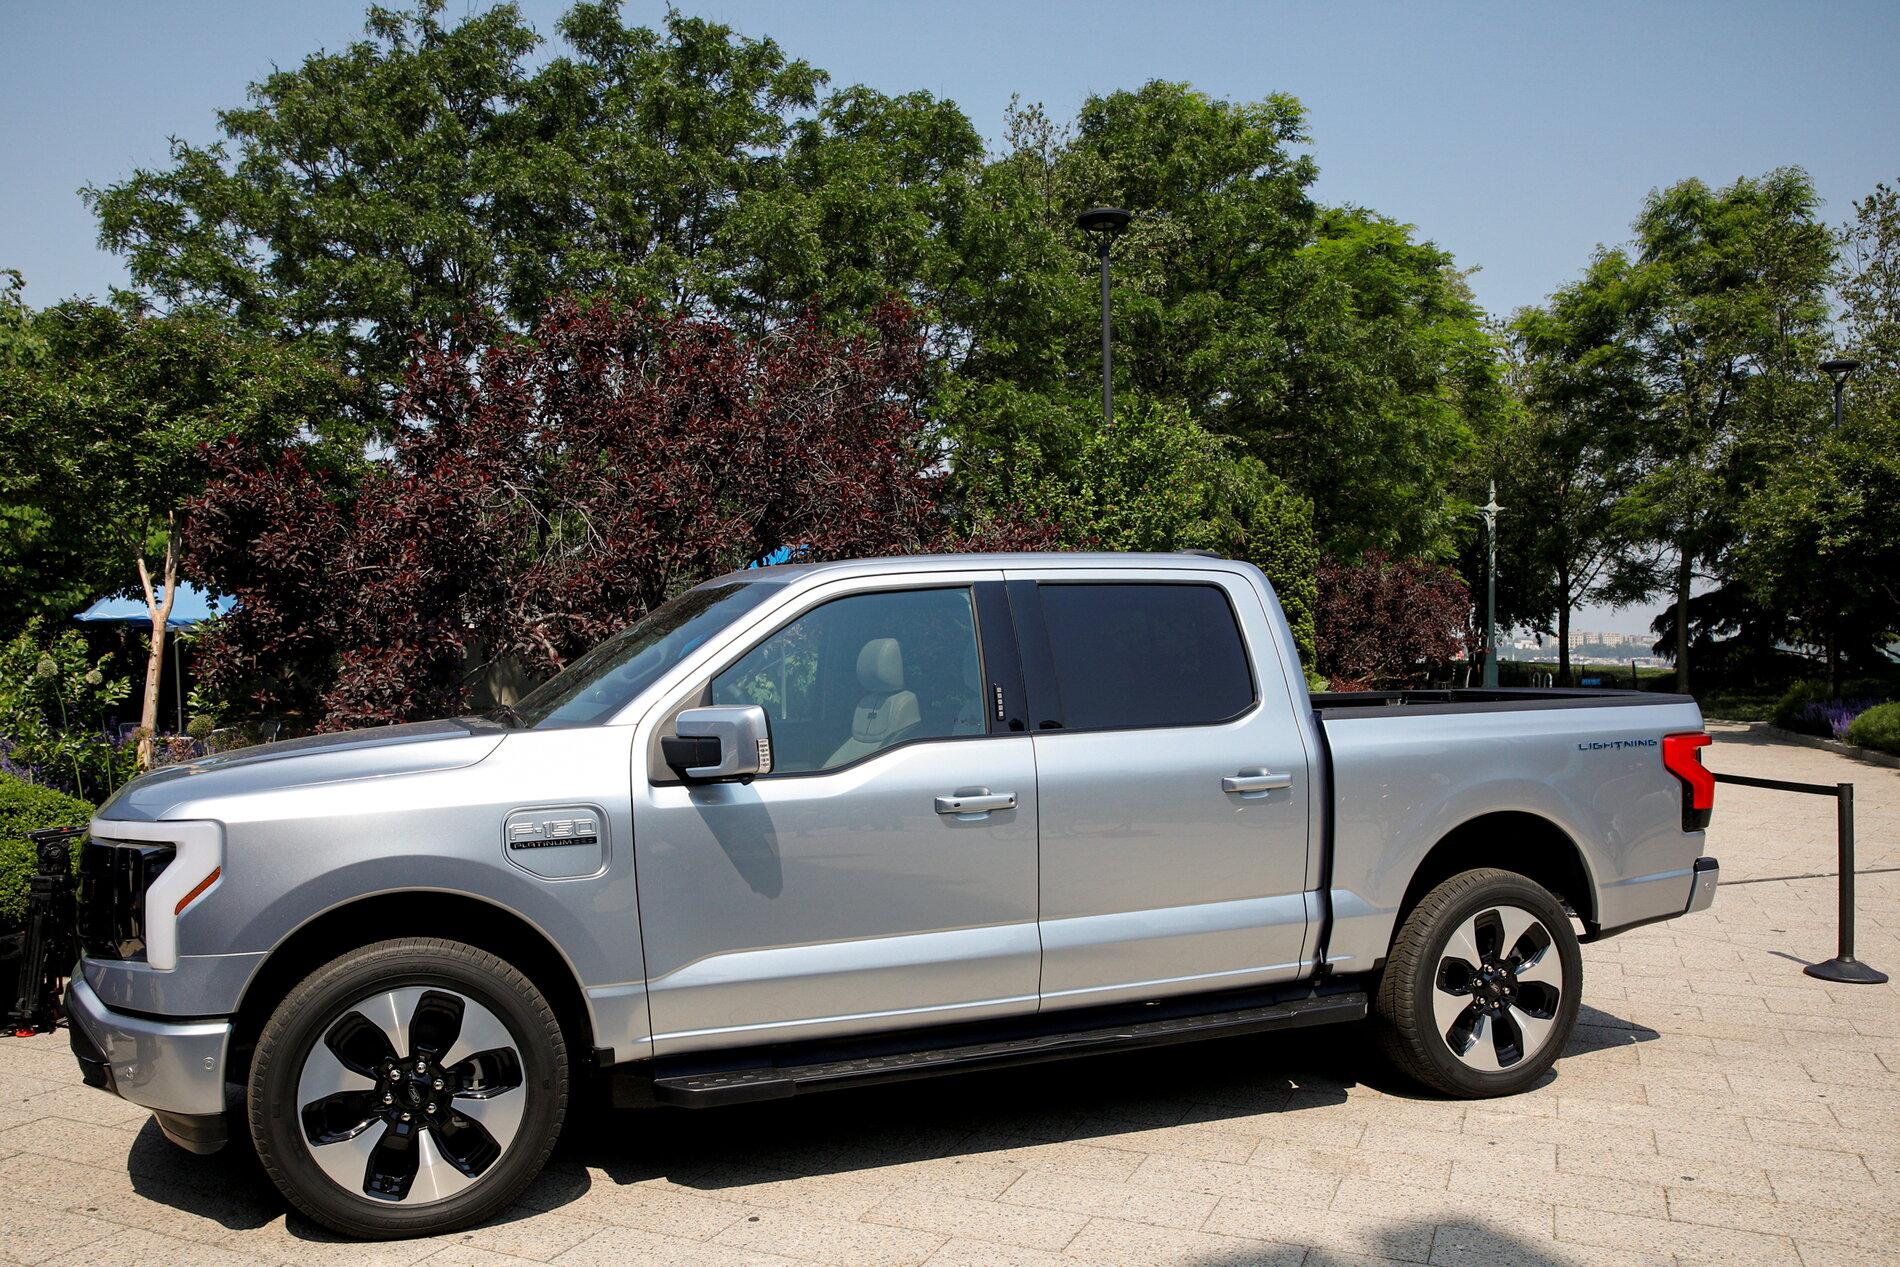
xmin=935 ymin=789 xmax=1016 ymax=815
xmin=1222 ymin=770 xmax=1293 ymax=794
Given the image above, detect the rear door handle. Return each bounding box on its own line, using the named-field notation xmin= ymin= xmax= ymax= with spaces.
xmin=1222 ymin=770 xmax=1292 ymax=794
xmin=935 ymin=789 xmax=1016 ymax=815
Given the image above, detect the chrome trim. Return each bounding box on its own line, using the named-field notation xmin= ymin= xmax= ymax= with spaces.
xmin=934 ymin=790 xmax=1016 ymax=815
xmin=1222 ymin=770 xmax=1293 ymax=794
xmin=65 ymin=974 xmax=231 ymax=1115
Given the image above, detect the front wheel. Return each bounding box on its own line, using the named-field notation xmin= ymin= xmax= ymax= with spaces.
xmin=1374 ymin=868 xmax=1582 ymax=1097
xmin=247 ymin=938 xmax=568 ymax=1238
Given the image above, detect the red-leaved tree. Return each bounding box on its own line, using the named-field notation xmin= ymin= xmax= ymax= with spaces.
xmin=188 ymin=297 xmax=1052 ymax=730
xmin=1314 ymin=551 xmax=1472 ymax=690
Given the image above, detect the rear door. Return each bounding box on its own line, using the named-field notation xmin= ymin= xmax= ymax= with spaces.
xmin=1008 ymin=567 xmax=1316 ymax=1011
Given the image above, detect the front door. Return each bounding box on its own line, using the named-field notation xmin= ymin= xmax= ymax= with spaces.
xmin=634 ymin=576 xmax=1040 ymax=1055
xmin=1010 ymin=570 xmax=1317 ymax=1011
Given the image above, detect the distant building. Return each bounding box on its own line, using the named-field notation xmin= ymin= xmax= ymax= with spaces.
xmin=1568 ymin=630 xmax=1643 ymax=648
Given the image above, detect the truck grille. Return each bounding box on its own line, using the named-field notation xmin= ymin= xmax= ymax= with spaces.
xmin=78 ymin=838 xmax=175 ymax=961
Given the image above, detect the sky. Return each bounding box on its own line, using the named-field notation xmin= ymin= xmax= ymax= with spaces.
xmin=5 ymin=0 xmax=1897 ymax=633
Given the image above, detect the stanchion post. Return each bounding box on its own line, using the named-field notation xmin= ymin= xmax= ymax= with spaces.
xmin=1804 ymin=781 xmax=1888 ymax=984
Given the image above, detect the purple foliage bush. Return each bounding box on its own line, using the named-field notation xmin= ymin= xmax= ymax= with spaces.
xmin=1795 ymin=697 xmax=1884 ymax=741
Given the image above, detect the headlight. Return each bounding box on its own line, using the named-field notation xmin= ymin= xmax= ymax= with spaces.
xmin=84 ymin=818 xmax=223 ymax=971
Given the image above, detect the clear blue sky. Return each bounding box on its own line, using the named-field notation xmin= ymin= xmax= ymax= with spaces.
xmin=5 ymin=0 xmax=1896 ymax=631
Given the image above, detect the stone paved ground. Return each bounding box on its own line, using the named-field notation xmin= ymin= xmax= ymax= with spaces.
xmin=2 ymin=724 xmax=1896 ymax=1266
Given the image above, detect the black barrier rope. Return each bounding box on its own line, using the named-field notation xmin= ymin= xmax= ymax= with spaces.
xmin=1710 ymin=771 xmax=1888 ymax=985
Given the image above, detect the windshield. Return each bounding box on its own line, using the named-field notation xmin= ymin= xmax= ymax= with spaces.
xmin=512 ymin=582 xmax=777 ymax=729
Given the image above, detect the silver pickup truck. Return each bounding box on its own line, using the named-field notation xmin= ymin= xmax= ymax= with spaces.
xmin=65 ymin=552 xmax=1719 ymax=1238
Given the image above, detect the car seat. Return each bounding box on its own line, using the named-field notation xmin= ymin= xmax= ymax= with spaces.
xmin=824 ymin=637 xmax=923 ymax=767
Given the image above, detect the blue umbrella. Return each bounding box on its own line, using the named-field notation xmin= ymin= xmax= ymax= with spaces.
xmin=748 ymin=546 xmax=797 ymax=568
xmin=74 ymin=585 xmax=234 ymax=733
xmin=73 ymin=585 xmax=233 ymax=630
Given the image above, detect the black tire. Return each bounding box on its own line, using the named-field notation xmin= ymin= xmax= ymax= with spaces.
xmin=1374 ymin=868 xmax=1582 ymax=1098
xmin=248 ymin=938 xmax=568 ymax=1238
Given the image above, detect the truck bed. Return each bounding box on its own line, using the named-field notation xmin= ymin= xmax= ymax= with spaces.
xmin=1312 ymin=686 xmax=1695 ymax=718
xmin=1309 ymin=687 xmax=1707 ymax=972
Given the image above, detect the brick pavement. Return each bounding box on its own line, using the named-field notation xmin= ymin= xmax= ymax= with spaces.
xmin=1 ymin=724 xmax=1895 ymax=1266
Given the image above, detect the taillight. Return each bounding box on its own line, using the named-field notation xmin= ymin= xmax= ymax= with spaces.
xmin=1662 ymin=732 xmax=1714 ymax=831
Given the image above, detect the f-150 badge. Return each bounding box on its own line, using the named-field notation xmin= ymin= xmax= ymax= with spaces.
xmin=505 ymin=809 xmax=601 ymax=849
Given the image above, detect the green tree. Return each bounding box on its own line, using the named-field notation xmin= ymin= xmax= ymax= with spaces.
xmin=1568 ymin=169 xmax=1835 ymax=690
xmin=944 ymin=87 xmax=1505 ymax=561
xmin=1732 ymin=179 xmax=1900 ymax=686
xmin=83 ymin=3 xmax=973 ymax=416
xmin=1737 ymin=411 xmax=1899 ymax=687
xmin=83 ymin=3 xmax=1506 ymax=585
xmin=0 ymin=292 xmax=350 ymax=763
xmin=1837 ymin=182 xmax=1899 ymax=413
xmin=960 ymin=398 xmax=1319 ymax=671
xmin=1507 ymin=253 xmax=1654 ymax=683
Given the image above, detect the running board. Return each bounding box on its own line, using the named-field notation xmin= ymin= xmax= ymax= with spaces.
xmin=649 ymin=990 xmax=1367 ymax=1107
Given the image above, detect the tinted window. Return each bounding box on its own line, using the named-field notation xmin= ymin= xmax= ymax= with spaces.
xmin=516 ymin=582 xmax=776 ymax=729
xmin=713 ymin=587 xmax=984 ymax=773
xmin=1037 ymin=583 xmax=1253 ymax=730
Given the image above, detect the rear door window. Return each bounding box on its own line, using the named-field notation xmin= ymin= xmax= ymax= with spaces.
xmin=1034 ymin=582 xmax=1254 ymax=731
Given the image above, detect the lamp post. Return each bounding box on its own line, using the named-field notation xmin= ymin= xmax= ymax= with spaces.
xmin=1821 ymin=357 xmax=1860 ymax=429
xmin=1075 ymin=207 xmax=1132 ymax=426
xmin=1479 ymin=481 xmax=1503 ymax=689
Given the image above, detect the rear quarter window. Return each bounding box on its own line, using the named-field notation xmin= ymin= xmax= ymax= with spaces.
xmin=1037 ymin=582 xmax=1255 ymax=731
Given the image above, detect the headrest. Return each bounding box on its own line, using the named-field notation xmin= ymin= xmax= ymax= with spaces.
xmin=856 ymin=638 xmax=905 ymax=692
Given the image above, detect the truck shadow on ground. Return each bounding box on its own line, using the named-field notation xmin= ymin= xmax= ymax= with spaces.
xmin=119 ymin=1006 xmax=1660 ymax=1251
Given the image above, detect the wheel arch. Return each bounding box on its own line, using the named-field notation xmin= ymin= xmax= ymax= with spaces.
xmin=1390 ymin=810 xmax=1599 ymax=952
xmin=228 ymin=890 xmax=596 ymax=1081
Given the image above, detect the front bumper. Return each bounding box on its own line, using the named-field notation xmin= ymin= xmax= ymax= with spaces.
xmin=1685 ymin=855 xmax=1719 ymax=914
xmin=65 ymin=972 xmax=231 ymax=1118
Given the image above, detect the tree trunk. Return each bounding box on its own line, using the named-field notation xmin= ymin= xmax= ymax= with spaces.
xmin=1556 ymin=564 xmax=1572 ymax=689
xmin=1826 ymin=629 xmax=1839 ymax=696
xmin=136 ymin=521 xmax=179 ymax=771
xmin=1673 ymin=544 xmax=1692 ymax=695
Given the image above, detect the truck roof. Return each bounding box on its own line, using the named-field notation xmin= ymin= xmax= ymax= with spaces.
xmin=714 ymin=551 xmax=1248 ymax=587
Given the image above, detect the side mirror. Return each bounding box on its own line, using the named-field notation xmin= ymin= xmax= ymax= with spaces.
xmin=661 ymin=705 xmax=773 ymax=783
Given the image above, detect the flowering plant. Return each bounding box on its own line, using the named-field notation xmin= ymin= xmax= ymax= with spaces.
xmin=0 ymin=618 xmax=133 ymax=798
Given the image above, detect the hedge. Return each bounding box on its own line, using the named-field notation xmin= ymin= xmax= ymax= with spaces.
xmin=0 ymin=773 xmax=93 ymax=934
xmin=1845 ymin=702 xmax=1900 ymax=756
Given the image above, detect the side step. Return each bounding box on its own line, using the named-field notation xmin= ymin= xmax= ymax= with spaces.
xmin=649 ymin=990 xmax=1367 ymax=1107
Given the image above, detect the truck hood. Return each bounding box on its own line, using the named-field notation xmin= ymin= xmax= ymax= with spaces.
xmin=96 ymin=718 xmax=510 ymax=823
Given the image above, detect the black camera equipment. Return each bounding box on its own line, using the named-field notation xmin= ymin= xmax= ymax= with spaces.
xmin=4 ymin=826 xmax=84 ymax=1034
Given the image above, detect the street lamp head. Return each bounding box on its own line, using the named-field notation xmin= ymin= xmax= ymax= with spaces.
xmin=1820 ymin=357 xmax=1861 ymax=382
xmin=1075 ymin=206 xmax=1133 ymax=236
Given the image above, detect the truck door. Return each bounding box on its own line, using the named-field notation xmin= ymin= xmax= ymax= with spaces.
xmin=1008 ymin=568 xmax=1316 ymax=1011
xmin=633 ymin=573 xmax=1041 ymax=1055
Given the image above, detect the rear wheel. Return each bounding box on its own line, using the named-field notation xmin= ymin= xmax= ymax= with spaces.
xmin=1374 ymin=868 xmax=1581 ymax=1097
xmin=248 ymin=938 xmax=568 ymax=1238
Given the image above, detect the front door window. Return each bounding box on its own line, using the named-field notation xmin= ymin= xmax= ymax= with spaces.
xmin=712 ymin=586 xmax=985 ymax=773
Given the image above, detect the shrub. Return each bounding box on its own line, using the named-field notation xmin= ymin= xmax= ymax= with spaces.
xmin=1771 ymin=681 xmax=1827 ymax=733
xmin=0 ymin=618 xmax=132 ymax=799
xmin=1770 ymin=681 xmax=1887 ymax=739
xmin=1314 ymin=551 xmax=1471 ymax=690
xmin=1845 ymin=702 xmax=1900 ymax=755
xmin=0 ymin=773 xmax=93 ymax=933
